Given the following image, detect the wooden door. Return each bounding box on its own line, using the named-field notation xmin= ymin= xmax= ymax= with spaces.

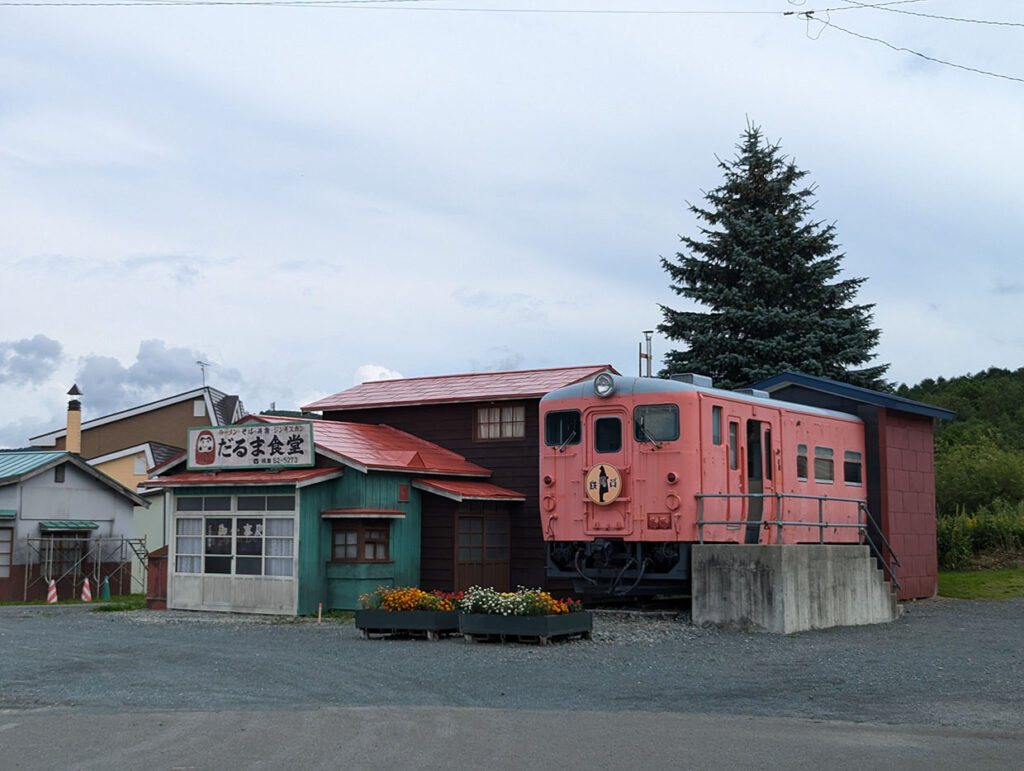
xmin=454 ymin=506 xmax=510 ymax=591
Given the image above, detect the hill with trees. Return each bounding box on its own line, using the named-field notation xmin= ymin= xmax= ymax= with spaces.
xmin=898 ymin=367 xmax=1024 ymax=567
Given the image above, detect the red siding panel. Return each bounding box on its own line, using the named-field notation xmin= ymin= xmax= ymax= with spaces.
xmin=879 ymin=409 xmax=938 ymax=600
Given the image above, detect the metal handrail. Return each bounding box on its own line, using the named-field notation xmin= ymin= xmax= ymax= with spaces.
xmin=694 ymin=491 xmax=901 ymax=591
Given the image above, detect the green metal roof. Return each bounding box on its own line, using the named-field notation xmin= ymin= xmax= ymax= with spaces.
xmin=39 ymin=521 xmax=99 ymax=530
xmin=0 ymin=451 xmax=66 ymax=482
xmin=0 ymin=450 xmax=147 ymax=507
xmin=0 ymin=509 xmax=15 ymax=518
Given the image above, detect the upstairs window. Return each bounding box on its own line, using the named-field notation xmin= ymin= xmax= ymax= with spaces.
xmin=634 ymin=404 xmax=679 ymax=443
xmin=476 ymin=404 xmax=525 ymax=440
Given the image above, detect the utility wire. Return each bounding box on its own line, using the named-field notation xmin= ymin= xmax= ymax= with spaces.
xmin=795 ymin=12 xmax=1024 ymax=83
xmin=0 ymin=0 xmax=782 ymax=9
xmin=838 ymin=0 xmax=1024 ymax=28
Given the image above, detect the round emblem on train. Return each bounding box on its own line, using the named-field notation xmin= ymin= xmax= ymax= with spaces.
xmin=584 ymin=463 xmax=622 ymax=506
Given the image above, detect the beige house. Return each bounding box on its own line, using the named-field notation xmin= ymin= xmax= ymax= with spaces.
xmin=30 ymin=386 xmax=246 ymax=590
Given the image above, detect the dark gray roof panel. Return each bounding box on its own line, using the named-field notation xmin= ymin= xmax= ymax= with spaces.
xmin=752 ymin=371 xmax=955 ymax=420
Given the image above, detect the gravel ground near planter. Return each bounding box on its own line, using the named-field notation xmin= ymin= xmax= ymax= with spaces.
xmin=0 ymin=598 xmax=1021 ymax=733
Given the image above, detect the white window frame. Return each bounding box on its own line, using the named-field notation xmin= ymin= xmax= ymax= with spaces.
xmin=475 ymin=404 xmax=525 ymax=440
xmin=173 ymin=494 xmax=296 ymax=578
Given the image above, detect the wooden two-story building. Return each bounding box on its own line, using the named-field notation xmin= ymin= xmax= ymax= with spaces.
xmin=302 ymin=365 xmax=615 ymax=591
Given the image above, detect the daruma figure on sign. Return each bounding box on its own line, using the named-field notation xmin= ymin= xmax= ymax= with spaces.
xmin=195 ymin=430 xmax=216 ymax=465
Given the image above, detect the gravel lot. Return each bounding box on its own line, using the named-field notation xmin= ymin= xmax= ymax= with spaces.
xmin=0 ymin=597 xmax=1021 ymax=734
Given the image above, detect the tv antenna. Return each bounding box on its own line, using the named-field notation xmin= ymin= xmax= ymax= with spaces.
xmin=196 ymin=360 xmax=211 ymax=387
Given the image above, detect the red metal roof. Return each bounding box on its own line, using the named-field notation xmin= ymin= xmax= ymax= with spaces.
xmin=245 ymin=415 xmax=490 ymax=476
xmin=411 ymin=478 xmax=526 ymax=502
xmin=140 ymin=467 xmax=342 ymax=488
xmin=302 ymin=365 xmax=616 ymax=412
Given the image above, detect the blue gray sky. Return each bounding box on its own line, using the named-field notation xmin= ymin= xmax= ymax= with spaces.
xmin=2 ymin=1 xmax=1022 ymax=446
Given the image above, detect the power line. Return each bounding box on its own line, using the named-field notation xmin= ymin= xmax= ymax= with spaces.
xmin=838 ymin=0 xmax=1024 ymax=28
xmin=794 ymin=12 xmax=1024 ymax=83
xmin=0 ymin=0 xmax=781 ymax=9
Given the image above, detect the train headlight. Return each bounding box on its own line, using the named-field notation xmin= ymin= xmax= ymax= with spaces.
xmin=594 ymin=373 xmax=615 ymax=398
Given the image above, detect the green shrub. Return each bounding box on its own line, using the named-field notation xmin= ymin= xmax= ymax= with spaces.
xmin=935 ymin=441 xmax=1024 ymax=514
xmin=936 ymin=500 xmax=1024 ymax=568
xmin=936 ymin=509 xmax=973 ymax=569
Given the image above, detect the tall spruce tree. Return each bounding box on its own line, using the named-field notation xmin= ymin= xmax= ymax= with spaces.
xmin=658 ymin=124 xmax=889 ymax=390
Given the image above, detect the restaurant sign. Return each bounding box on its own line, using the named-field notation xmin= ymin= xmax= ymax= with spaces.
xmin=187 ymin=423 xmax=315 ymax=471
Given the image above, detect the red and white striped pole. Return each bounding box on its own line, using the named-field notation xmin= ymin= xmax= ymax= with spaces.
xmin=81 ymin=577 xmax=92 ymax=603
xmin=46 ymin=579 xmax=58 ymax=604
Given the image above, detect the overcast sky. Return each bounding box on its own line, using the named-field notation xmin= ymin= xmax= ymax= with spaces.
xmin=1 ymin=0 xmax=1022 ymax=447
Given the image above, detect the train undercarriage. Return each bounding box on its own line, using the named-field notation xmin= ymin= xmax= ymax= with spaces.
xmin=547 ymin=538 xmax=692 ymax=596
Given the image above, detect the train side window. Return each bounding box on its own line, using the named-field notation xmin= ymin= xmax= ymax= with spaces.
xmin=844 ymin=451 xmax=863 ymax=485
xmin=796 ymin=444 xmax=808 ymax=481
xmin=728 ymin=421 xmax=738 ymax=470
xmin=544 ymin=410 xmax=581 ymax=447
xmin=814 ymin=447 xmax=835 ymax=483
xmin=595 ymin=417 xmax=622 ymax=453
xmin=712 ymin=406 xmax=722 ymax=445
xmin=764 ymin=428 xmax=772 ymax=481
xmin=634 ymin=404 xmax=679 ymax=442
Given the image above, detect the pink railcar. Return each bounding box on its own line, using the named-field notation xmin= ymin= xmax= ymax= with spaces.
xmin=540 ymin=373 xmax=869 ymax=595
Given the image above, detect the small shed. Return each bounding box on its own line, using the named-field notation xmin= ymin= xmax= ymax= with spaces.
xmin=0 ymin=451 xmax=146 ymax=601
xmin=752 ymin=371 xmax=955 ymax=599
xmin=143 ymin=415 xmax=523 ymax=614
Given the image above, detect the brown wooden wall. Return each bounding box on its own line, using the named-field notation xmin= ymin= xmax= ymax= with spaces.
xmin=420 ymin=494 xmax=457 ymax=591
xmin=1 ymin=562 xmax=132 ymax=603
xmin=48 ymin=400 xmax=211 ymax=458
xmin=325 ymin=401 xmax=548 ymax=588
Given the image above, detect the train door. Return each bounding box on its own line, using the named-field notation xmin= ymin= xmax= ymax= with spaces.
xmin=725 ymin=415 xmax=744 ymax=530
xmin=744 ymin=416 xmax=780 ymax=544
xmin=582 ymin=406 xmax=630 ymax=535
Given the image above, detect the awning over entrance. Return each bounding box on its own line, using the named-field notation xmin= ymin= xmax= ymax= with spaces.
xmin=321 ymin=508 xmax=406 ymax=519
xmin=0 ymin=509 xmax=15 ymax=519
xmin=141 ymin=467 xmax=344 ymax=488
xmin=411 ymin=478 xmax=526 ymax=502
xmin=39 ymin=521 xmax=99 ymax=530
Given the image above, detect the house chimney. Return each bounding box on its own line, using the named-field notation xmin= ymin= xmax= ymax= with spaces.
xmin=66 ymin=384 xmax=82 ymax=455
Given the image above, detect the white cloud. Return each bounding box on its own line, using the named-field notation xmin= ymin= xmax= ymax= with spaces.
xmin=354 ymin=365 xmax=404 ymax=385
xmin=0 ymin=1 xmax=1021 ymax=438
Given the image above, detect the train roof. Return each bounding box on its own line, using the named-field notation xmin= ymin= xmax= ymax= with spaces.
xmin=540 ymin=374 xmax=864 ymax=423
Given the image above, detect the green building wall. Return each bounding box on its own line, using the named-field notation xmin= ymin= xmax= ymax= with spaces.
xmin=298 ymin=471 xmax=422 ymax=614
xmin=171 ymin=471 xmax=424 ymax=616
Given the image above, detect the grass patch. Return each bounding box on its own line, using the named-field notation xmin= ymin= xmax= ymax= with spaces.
xmin=938 ymin=568 xmax=1024 ymax=600
xmin=91 ymin=594 xmax=147 ymax=612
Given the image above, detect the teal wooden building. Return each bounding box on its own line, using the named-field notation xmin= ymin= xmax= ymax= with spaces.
xmin=143 ymin=416 xmax=523 ymax=615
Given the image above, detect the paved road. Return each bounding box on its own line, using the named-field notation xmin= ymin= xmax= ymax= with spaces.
xmin=0 ymin=598 xmax=1021 ymax=769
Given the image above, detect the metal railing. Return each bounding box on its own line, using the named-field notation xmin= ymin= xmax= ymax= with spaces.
xmin=695 ymin=492 xmax=901 ymax=591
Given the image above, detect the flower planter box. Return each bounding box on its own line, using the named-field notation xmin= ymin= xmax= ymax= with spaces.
xmin=459 ymin=612 xmax=593 ymax=645
xmin=355 ymin=609 xmax=461 ymax=641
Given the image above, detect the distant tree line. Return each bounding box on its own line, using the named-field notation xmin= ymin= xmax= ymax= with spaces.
xmin=898 ymin=367 xmax=1024 ymax=568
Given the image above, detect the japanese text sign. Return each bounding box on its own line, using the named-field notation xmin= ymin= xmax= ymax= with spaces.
xmin=187 ymin=423 xmax=315 ymax=470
